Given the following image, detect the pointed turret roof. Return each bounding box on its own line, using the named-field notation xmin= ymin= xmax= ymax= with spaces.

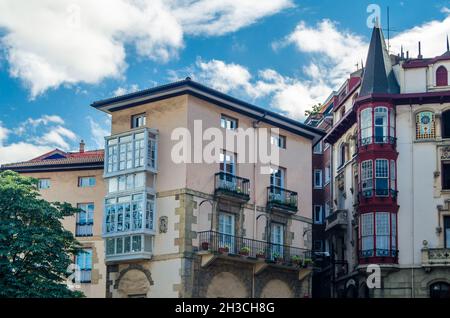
xmin=359 ymin=25 xmax=399 ymax=97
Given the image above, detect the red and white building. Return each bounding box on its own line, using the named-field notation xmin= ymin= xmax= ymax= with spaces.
xmin=312 ymin=25 xmax=450 ymax=298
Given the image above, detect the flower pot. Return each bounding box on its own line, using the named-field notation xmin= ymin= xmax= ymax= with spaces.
xmin=201 ymin=242 xmax=209 ymax=251
xmin=218 ymin=247 xmax=229 ymax=254
xmin=239 ymin=251 xmax=249 ymax=256
xmin=256 ymin=254 xmax=265 ymax=259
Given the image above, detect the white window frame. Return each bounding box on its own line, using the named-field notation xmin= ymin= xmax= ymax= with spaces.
xmin=220 ymin=115 xmax=238 ymax=130
xmin=313 ymin=141 xmax=322 ymax=154
xmin=361 ymin=213 xmax=374 ymax=254
xmin=360 ymin=108 xmax=373 ymax=145
xmin=131 ymin=113 xmax=146 ymax=129
xmin=374 ymin=107 xmax=388 ymax=143
xmin=361 ymin=160 xmax=373 ymax=194
xmin=78 ymin=176 xmax=96 ymax=188
xmin=314 ymin=205 xmax=323 ymax=224
xmin=271 ymin=134 xmax=286 ymax=149
xmin=38 ymin=178 xmax=51 ymax=189
xmin=375 ymin=159 xmax=389 ymax=196
xmin=314 ymin=169 xmax=323 ymax=189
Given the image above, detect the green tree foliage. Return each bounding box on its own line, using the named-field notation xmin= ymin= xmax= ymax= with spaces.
xmin=304 ymin=103 xmax=323 ymax=117
xmin=0 ymin=170 xmax=84 ymax=298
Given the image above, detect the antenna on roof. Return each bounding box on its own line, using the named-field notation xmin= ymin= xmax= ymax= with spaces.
xmin=401 ymin=45 xmax=404 ymax=59
xmin=418 ymin=41 xmax=423 ymax=59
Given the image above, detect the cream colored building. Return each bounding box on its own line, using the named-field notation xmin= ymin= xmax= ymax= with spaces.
xmin=91 ymin=78 xmax=324 ymax=298
xmin=1 ymin=145 xmax=107 ymax=298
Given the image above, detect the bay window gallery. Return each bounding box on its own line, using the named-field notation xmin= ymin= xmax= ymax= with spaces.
xmin=360 ymin=159 xmax=396 ymax=197
xmin=359 ymin=106 xmax=395 ymax=146
xmin=360 ymin=212 xmax=397 ymax=258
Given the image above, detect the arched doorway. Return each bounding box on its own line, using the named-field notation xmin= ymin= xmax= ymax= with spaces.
xmin=430 ymin=282 xmax=450 ymax=298
xmin=117 ymin=269 xmax=152 ymax=298
xmin=206 ymin=272 xmax=248 ymax=298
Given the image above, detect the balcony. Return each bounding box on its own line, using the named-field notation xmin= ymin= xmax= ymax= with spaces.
xmin=359 ymin=136 xmax=397 ymax=148
xmin=325 ymin=209 xmax=348 ymax=232
xmin=197 ymin=231 xmax=311 ymax=271
xmin=267 ymin=186 xmax=298 ymax=214
xmin=104 ymin=127 xmax=158 ymax=178
xmin=422 ymin=248 xmax=450 ymax=268
xmin=214 ymin=172 xmax=250 ymax=203
xmin=105 ymin=234 xmax=153 ymax=263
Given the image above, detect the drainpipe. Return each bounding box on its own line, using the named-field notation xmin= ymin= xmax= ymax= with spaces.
xmin=410 ymin=103 xmax=415 ymax=298
xmin=329 ymin=141 xmax=335 ymax=298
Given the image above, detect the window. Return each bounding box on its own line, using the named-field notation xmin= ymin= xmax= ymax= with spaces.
xmin=38 ymin=179 xmax=50 ymax=189
xmin=430 ymin=282 xmax=450 ymax=298
xmin=78 ymin=176 xmax=96 ymax=187
xmin=270 ymin=167 xmax=285 ymax=188
xmin=375 ymin=159 xmax=389 ymax=196
xmin=325 ymin=166 xmax=331 ymax=184
xmin=314 ymin=169 xmax=323 ymax=189
xmin=376 ymin=212 xmax=390 ymax=256
xmin=442 ymin=110 xmax=450 ymax=139
xmin=360 ymin=212 xmax=397 ymax=258
xmin=76 ymin=203 xmax=94 ymax=236
xmin=220 ymin=151 xmax=236 ymax=175
xmin=361 ymin=160 xmax=373 ymax=196
xmin=220 ymin=115 xmax=238 ymax=130
xmin=313 ymin=240 xmax=324 ymax=252
xmin=390 ymin=160 xmax=396 ymax=192
xmin=271 ymin=223 xmax=284 ymax=258
xmin=443 ymin=163 xmax=450 ymax=190
xmin=313 ymin=141 xmax=322 ymax=154
xmin=131 ymin=114 xmax=146 ymax=128
xmin=374 ymin=107 xmax=388 ymax=143
xmin=361 ymin=213 xmax=374 ymax=256
xmin=314 ymin=205 xmax=323 ymax=224
xmin=445 ymin=216 xmax=450 ymax=249
xmin=436 ymin=66 xmax=448 ymax=87
xmin=339 ymin=143 xmax=346 ymax=167
xmin=219 ymin=212 xmax=235 ymax=253
xmin=76 ymin=249 xmax=92 ymax=283
xmin=360 ymin=108 xmax=372 ymax=145
xmin=416 ymin=111 xmax=435 ymax=140
xmin=271 ymin=135 xmax=286 ymax=149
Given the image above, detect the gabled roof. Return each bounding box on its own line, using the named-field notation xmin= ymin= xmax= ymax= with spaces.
xmin=1 ymin=149 xmax=104 ymax=172
xmin=91 ymin=78 xmax=325 ymax=144
xmin=359 ymin=26 xmax=399 ymax=97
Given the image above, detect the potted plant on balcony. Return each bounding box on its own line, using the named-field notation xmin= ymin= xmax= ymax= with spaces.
xmin=304 ymin=258 xmax=314 ymax=268
xmin=218 ymin=245 xmax=230 ymax=254
xmin=291 ymin=255 xmax=302 ymax=266
xmin=239 ymin=246 xmax=250 ymax=256
xmin=201 ymin=241 xmax=209 ymax=251
xmin=272 ymin=252 xmax=283 ymax=264
xmin=256 ymin=249 xmax=266 ymax=259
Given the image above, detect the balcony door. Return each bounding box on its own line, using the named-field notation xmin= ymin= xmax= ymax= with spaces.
xmin=270 ymin=167 xmax=285 ymax=201
xmin=445 ymin=216 xmax=450 ymax=248
xmin=218 ymin=212 xmax=235 ymax=253
xmin=271 ymin=223 xmax=284 ymax=259
xmin=219 ymin=151 xmax=236 ymax=191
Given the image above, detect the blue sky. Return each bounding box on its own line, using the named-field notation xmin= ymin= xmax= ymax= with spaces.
xmin=0 ymin=0 xmax=449 ymax=164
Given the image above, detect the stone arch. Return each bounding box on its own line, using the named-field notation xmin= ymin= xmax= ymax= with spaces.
xmin=259 ymin=279 xmax=294 ymax=298
xmin=206 ymin=271 xmax=248 ymax=298
xmin=114 ymin=264 xmax=154 ymax=298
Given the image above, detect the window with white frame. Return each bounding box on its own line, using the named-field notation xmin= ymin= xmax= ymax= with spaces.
xmin=313 ymin=141 xmax=322 ymax=154
xmin=270 ymin=167 xmax=285 ymax=188
xmin=314 ymin=169 xmax=323 ymax=189
xmin=360 ymin=213 xmax=374 ymax=256
xmin=374 ymin=107 xmax=388 ymax=143
xmin=375 ymin=159 xmax=389 ymax=196
xmin=75 ymin=249 xmax=92 ymax=283
xmin=360 ymin=108 xmax=372 ymax=145
xmin=78 ymin=176 xmax=96 ymax=187
xmin=220 ymin=115 xmax=238 ymax=130
xmin=76 ymin=203 xmax=94 ymax=237
xmin=131 ymin=113 xmax=146 ymax=129
xmin=108 ymin=173 xmax=145 ymax=194
xmin=314 ymin=205 xmax=323 ymax=224
xmin=38 ymin=179 xmax=51 ymax=189
xmin=271 ymin=135 xmax=286 ymax=149
xmin=390 ymin=160 xmax=396 ymax=192
xmin=361 ymin=160 xmax=373 ymax=196
xmin=376 ymin=212 xmax=390 ymax=256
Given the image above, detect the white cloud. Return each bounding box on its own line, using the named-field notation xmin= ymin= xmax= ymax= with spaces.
xmin=87 ymin=116 xmax=110 ymax=149
xmin=0 ymin=115 xmax=78 ymax=164
xmin=0 ymin=0 xmax=291 ymax=98
xmin=113 ymin=84 xmax=140 ymax=97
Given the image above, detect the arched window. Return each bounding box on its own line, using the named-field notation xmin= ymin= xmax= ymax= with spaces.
xmin=430 ymin=282 xmax=450 ymax=298
xmin=436 ymin=66 xmax=448 ymax=87
xmin=339 ymin=142 xmax=346 ymax=167
xmin=416 ymin=111 xmax=435 ymax=140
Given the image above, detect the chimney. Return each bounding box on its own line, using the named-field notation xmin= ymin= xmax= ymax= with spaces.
xmin=406 ymin=51 xmax=409 ymax=59
xmin=418 ymin=41 xmax=423 ymax=59
xmin=79 ymin=140 xmax=85 ymax=153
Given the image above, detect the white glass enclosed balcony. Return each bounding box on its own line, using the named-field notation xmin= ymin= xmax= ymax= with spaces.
xmin=104 ymin=128 xmax=158 ymax=178
xmin=105 ymin=234 xmax=153 ymax=262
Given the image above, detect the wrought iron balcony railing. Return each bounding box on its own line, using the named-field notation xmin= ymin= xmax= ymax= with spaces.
xmin=214 ymin=172 xmax=250 ymax=201
xmin=359 ymin=136 xmax=397 ymax=147
xmin=198 ymin=231 xmax=311 ymax=266
xmin=267 ymin=186 xmax=298 ymax=212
